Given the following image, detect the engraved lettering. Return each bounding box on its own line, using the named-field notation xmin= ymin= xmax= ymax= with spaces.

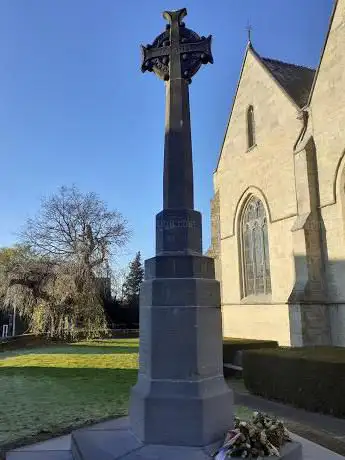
xmin=157 ymin=218 xmax=197 ymax=229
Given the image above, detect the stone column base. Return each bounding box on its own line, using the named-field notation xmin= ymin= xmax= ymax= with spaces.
xmin=289 ymin=303 xmax=331 ymax=346
xmin=130 ymin=254 xmax=233 ymax=447
xmin=71 ymin=417 xmax=303 ymax=460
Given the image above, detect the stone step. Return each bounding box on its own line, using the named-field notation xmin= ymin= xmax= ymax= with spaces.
xmin=7 ymin=451 xmax=72 ymax=460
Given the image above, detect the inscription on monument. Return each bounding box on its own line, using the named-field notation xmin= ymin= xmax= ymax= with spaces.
xmin=157 ymin=218 xmax=197 ymax=230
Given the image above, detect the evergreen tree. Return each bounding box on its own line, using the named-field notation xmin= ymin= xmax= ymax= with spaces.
xmin=122 ymin=252 xmax=144 ymax=308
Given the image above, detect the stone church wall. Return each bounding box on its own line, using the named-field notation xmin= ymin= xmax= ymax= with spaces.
xmin=211 ymin=0 xmax=345 ymax=347
xmin=320 ymin=202 xmax=345 ymax=346
xmin=220 ymin=215 xmax=295 ymax=345
xmin=310 ymin=0 xmax=345 ymax=345
xmin=311 ymin=0 xmax=345 ymax=208
xmin=209 ymin=191 xmax=222 ymax=283
xmin=214 ymin=49 xmax=302 ymax=346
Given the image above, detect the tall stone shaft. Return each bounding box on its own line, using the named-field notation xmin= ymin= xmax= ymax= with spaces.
xmin=140 ymin=8 xmax=214 ymax=256
xmin=130 ymin=7 xmax=234 ymax=449
xmin=164 ymin=75 xmax=193 ymax=210
xmin=163 ymin=9 xmax=193 ymax=210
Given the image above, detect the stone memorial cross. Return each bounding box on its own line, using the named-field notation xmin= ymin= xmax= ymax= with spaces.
xmin=129 ymin=7 xmax=234 ymax=449
xmin=141 ymin=8 xmax=212 ymax=211
xmin=70 ymin=9 xmax=302 ymax=459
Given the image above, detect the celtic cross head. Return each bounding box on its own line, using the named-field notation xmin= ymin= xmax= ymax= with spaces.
xmin=140 ymin=8 xmax=213 ymax=83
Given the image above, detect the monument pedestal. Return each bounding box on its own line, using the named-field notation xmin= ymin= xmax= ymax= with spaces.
xmin=130 ymin=255 xmax=234 ymax=447
xmin=71 ymin=256 xmax=235 ymax=459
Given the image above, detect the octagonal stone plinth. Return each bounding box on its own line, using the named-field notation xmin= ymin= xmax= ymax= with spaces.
xmin=145 ymin=254 xmax=216 ymax=280
xmin=128 ymin=257 xmax=234 ymax=447
xmin=71 ymin=417 xmax=303 ymax=460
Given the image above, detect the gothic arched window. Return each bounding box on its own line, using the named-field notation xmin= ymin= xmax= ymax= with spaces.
xmin=241 ymin=196 xmax=271 ymax=297
xmin=247 ymin=105 xmax=255 ymax=149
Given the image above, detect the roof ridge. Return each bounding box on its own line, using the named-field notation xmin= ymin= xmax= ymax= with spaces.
xmin=261 ymin=56 xmax=316 ymax=73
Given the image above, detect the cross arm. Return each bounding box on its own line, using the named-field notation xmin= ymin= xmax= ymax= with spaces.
xmin=180 ymin=35 xmax=213 ymax=64
xmin=141 ymin=45 xmax=169 ymax=72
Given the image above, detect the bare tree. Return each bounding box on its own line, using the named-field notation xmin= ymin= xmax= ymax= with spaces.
xmin=0 ymin=186 xmax=131 ymax=340
xmin=111 ymin=266 xmax=128 ymax=302
xmin=22 ymin=185 xmax=130 ymax=266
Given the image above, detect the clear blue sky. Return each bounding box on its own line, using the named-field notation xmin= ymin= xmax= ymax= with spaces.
xmin=0 ymin=0 xmax=334 ymax=269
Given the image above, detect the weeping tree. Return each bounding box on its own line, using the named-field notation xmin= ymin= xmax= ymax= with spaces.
xmin=2 ymin=186 xmax=130 ymax=340
xmin=0 ymin=244 xmax=35 ymax=335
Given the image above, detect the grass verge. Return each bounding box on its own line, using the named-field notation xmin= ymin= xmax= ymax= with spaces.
xmin=0 ymin=338 xmax=250 ymax=457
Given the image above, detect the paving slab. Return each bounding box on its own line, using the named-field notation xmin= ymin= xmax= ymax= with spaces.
xmin=70 ymin=417 xmax=302 ymax=459
xmin=87 ymin=417 xmax=130 ymax=430
xmin=6 ymin=416 xmax=345 ymax=460
xmin=12 ymin=435 xmax=71 ymax=452
xmin=7 ymin=451 xmax=72 ymax=460
xmin=72 ymin=425 xmax=302 ymax=460
xmin=292 ymin=434 xmax=345 ymax=460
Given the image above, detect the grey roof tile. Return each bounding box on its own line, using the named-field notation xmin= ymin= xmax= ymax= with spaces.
xmin=261 ymin=57 xmax=316 ymax=107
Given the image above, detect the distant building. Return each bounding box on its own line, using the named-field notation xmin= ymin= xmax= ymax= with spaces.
xmin=0 ymin=309 xmax=25 ymax=337
xmin=0 ymin=310 xmax=9 ymax=338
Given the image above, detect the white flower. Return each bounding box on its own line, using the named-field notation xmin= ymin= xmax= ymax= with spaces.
xmin=260 ymin=431 xmax=267 ymax=444
xmin=249 ymin=428 xmax=256 ymax=438
xmin=267 ymin=441 xmax=280 ymax=457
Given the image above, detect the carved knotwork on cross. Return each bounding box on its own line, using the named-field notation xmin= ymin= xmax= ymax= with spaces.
xmin=141 ymin=8 xmax=213 ymax=83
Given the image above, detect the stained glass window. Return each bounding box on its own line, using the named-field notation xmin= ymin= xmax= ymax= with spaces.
xmin=247 ymin=105 xmax=255 ymax=149
xmin=241 ymin=196 xmax=271 ymax=296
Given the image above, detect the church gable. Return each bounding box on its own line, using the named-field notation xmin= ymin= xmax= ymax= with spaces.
xmin=309 ymin=0 xmax=344 ymax=108
xmin=216 ymin=44 xmax=303 ymax=173
xmin=213 ymin=44 xmax=316 ymax=242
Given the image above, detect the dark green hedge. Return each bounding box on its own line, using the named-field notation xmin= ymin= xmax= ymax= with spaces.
xmin=110 ymin=329 xmax=139 ymax=339
xmin=0 ymin=334 xmax=59 ymax=352
xmin=223 ymin=338 xmax=278 ymax=364
xmin=243 ymin=347 xmax=345 ymax=417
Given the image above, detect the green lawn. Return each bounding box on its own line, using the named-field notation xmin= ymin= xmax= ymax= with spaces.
xmin=0 ymin=338 xmax=252 ymax=455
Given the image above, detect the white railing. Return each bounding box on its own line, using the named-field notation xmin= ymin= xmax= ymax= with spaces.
xmin=2 ymin=324 xmax=9 ymax=338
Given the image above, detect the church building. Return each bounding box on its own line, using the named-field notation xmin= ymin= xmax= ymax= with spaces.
xmin=208 ymin=0 xmax=345 ymax=346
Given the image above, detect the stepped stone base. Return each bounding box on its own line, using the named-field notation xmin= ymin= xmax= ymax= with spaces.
xmin=71 ymin=417 xmax=303 ymax=460
xmin=129 ymin=255 xmax=234 ymax=447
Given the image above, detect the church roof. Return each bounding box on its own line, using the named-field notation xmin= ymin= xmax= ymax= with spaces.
xmin=260 ymin=57 xmax=316 ymax=108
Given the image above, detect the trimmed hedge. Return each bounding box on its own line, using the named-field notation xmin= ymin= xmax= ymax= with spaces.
xmin=110 ymin=329 xmax=139 ymax=339
xmin=223 ymin=337 xmax=278 ymax=364
xmin=0 ymin=330 xmax=139 ymax=352
xmin=243 ymin=347 xmax=345 ymax=417
xmin=0 ymin=334 xmax=60 ymax=352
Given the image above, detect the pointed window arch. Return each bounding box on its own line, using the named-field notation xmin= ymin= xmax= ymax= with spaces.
xmin=247 ymin=105 xmax=255 ymax=149
xmin=241 ymin=196 xmax=271 ymax=296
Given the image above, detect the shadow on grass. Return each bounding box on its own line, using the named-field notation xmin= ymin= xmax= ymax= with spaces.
xmin=0 ymin=366 xmax=139 ymax=380
xmin=21 ymin=345 xmax=139 ymax=355
xmin=0 ymin=367 xmax=138 ymax=459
